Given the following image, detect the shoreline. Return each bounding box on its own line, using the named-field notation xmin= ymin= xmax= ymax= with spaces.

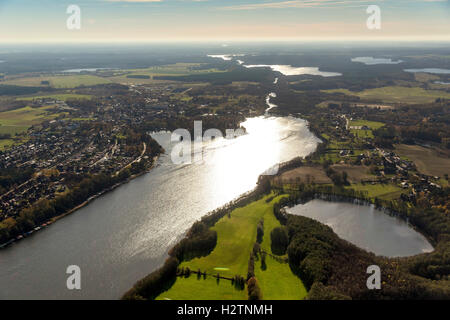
xmin=0 ymin=155 xmax=160 ymax=249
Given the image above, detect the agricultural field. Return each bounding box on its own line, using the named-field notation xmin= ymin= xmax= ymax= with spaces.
xmin=18 ymin=93 xmax=92 ymax=101
xmin=324 ymin=86 xmax=450 ymax=104
xmin=0 ymin=105 xmax=62 ymax=149
xmin=330 ymin=164 xmax=375 ymax=183
xmin=2 ymin=74 xmax=110 ymax=88
xmin=394 ymin=144 xmax=450 ymax=178
xmin=157 ymin=194 xmax=307 ymax=300
xmin=346 ymin=183 xmax=405 ymax=201
xmin=107 ymin=63 xmax=225 ymax=84
xmin=280 ymin=166 xmax=332 ymax=184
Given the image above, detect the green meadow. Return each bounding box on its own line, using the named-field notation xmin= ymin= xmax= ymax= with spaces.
xmin=349 ymin=119 xmax=385 ymax=139
xmin=324 ymin=86 xmax=450 ymax=104
xmin=18 ymin=93 xmax=92 ymax=101
xmin=157 ymin=194 xmax=307 ymax=300
xmin=349 ymin=120 xmax=385 ymax=130
xmin=109 ymin=63 xmax=225 ymax=84
xmin=0 ymin=106 xmax=63 ymax=150
xmin=346 ymin=183 xmax=405 ymax=201
xmin=3 ymin=75 xmax=110 ymax=88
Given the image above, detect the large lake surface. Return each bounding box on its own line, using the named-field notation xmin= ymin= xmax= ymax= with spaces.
xmin=0 ymin=115 xmax=320 ymax=299
xmin=287 ymin=199 xmax=433 ymax=257
xmin=404 ymin=68 xmax=450 ymax=74
xmin=351 ymin=57 xmax=403 ymax=65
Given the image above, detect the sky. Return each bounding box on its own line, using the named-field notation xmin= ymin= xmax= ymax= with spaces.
xmin=0 ymin=0 xmax=449 ymax=43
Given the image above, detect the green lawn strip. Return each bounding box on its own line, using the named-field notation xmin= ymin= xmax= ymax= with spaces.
xmin=155 ymin=274 xmax=247 ymax=300
xmin=255 ymin=196 xmax=308 ymax=300
xmin=157 ymin=194 xmax=306 ymax=300
xmin=255 ymin=257 xmax=307 ymax=300
xmin=178 ymin=195 xmax=284 ymax=279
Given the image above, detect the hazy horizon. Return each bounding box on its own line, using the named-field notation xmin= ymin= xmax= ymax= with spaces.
xmin=1 ymin=0 xmax=449 ymax=43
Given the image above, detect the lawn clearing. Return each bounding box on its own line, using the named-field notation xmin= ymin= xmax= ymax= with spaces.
xmin=178 ymin=195 xmax=285 ymax=279
xmin=156 ymin=274 xmax=247 ymax=300
xmin=255 ymin=195 xmax=308 ymax=300
xmin=157 ymin=194 xmax=307 ymax=300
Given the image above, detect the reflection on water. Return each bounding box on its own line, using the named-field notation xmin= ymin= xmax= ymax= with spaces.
xmin=0 ymin=116 xmax=320 ymax=299
xmin=404 ymin=68 xmax=450 ymax=74
xmin=351 ymin=57 xmax=403 ymax=65
xmin=287 ymin=199 xmax=433 ymax=257
xmin=244 ymin=64 xmax=342 ymax=77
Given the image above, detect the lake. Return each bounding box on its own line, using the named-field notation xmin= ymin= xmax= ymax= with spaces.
xmin=351 ymin=57 xmax=403 ymax=65
xmin=0 ymin=115 xmax=320 ymax=299
xmin=404 ymin=68 xmax=450 ymax=74
xmin=286 ymin=199 xmax=433 ymax=257
xmin=244 ymin=64 xmax=342 ymax=77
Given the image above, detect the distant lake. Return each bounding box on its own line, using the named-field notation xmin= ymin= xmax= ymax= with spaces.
xmin=352 ymin=57 xmax=403 ymax=65
xmin=287 ymin=199 xmax=433 ymax=257
xmin=62 ymin=68 xmax=115 ymax=73
xmin=244 ymin=64 xmax=342 ymax=77
xmin=435 ymin=81 xmax=450 ymax=85
xmin=0 ymin=114 xmax=320 ymax=299
xmin=404 ymin=68 xmax=450 ymax=74
xmin=207 ymin=54 xmax=341 ymax=77
xmin=207 ymin=54 xmax=244 ymax=61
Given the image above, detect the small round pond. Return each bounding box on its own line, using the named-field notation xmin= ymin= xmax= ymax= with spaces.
xmin=286 ymin=199 xmax=433 ymax=257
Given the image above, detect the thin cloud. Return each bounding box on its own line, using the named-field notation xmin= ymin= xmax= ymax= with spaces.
xmin=106 ymin=0 xmax=163 ymax=2
xmin=220 ymin=0 xmax=383 ymax=11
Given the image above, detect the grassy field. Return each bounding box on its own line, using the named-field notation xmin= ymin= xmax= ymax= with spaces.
xmin=255 ymin=196 xmax=308 ymax=300
xmin=280 ymin=166 xmax=332 ymax=184
xmin=157 ymin=194 xmax=307 ymax=300
xmin=394 ymin=144 xmax=450 ymax=177
xmin=156 ymin=275 xmax=247 ymax=300
xmin=346 ymin=183 xmax=405 ymax=200
xmin=349 ymin=120 xmax=385 ymax=130
xmin=323 ymin=86 xmax=450 ymax=104
xmin=331 ymin=164 xmax=375 ymax=183
xmin=108 ymin=63 xmax=225 ymax=84
xmin=0 ymin=105 xmax=61 ymax=140
xmin=2 ymin=75 xmax=110 ymax=88
xmin=18 ymin=93 xmax=92 ymax=101
xmin=348 ymin=119 xmax=384 ymax=139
